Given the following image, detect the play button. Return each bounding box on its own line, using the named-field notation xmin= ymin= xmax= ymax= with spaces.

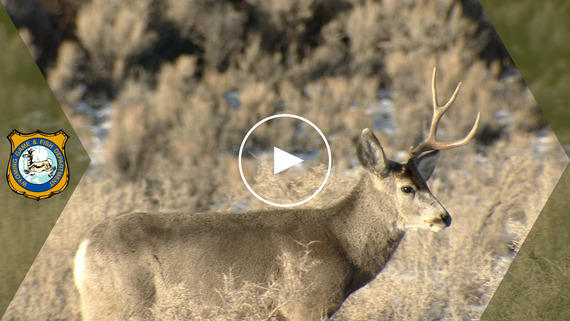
xmin=238 ymin=114 xmax=331 ymax=207
xmin=273 ymin=147 xmax=304 ymax=175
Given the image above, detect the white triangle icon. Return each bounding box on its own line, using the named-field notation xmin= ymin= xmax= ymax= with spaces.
xmin=273 ymin=147 xmax=304 ymax=175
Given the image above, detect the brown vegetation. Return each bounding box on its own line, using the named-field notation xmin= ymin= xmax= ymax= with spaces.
xmin=2 ymin=0 xmax=568 ymax=320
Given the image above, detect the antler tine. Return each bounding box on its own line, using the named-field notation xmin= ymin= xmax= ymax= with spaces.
xmin=428 ymin=67 xmax=462 ymax=139
xmin=409 ymin=67 xmax=480 ymax=159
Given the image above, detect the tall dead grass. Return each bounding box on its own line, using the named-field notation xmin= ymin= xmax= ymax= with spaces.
xmin=3 ymin=0 xmax=569 ymax=320
xmin=3 ymin=129 xmax=564 ymax=321
xmin=150 ymin=244 xmax=326 ymax=321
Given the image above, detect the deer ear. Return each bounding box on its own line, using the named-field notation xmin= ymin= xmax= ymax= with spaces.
xmin=357 ymin=128 xmax=388 ymax=175
xmin=416 ymin=150 xmax=440 ymax=181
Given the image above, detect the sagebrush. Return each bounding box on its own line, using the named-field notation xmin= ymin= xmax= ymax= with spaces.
xmin=2 ymin=0 xmax=568 ymax=320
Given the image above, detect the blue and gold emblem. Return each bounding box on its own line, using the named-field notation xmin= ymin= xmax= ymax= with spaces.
xmin=7 ymin=130 xmax=69 ymax=200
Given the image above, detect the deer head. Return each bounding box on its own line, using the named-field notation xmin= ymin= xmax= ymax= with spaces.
xmin=357 ymin=67 xmax=480 ymax=232
xmin=23 ymin=149 xmax=34 ymax=159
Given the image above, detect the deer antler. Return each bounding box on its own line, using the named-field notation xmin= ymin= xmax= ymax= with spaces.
xmin=409 ymin=67 xmax=480 ymax=159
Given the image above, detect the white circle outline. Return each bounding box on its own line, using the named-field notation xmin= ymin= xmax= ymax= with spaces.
xmin=238 ymin=114 xmax=332 ymax=207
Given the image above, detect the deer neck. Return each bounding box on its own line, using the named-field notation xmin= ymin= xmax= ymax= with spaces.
xmin=327 ymin=174 xmax=405 ymax=278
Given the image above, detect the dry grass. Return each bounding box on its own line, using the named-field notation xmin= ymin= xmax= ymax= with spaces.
xmin=3 ymin=131 xmax=565 ymax=320
xmin=149 ymin=245 xmax=326 ymax=321
xmin=3 ymin=0 xmax=569 ymax=320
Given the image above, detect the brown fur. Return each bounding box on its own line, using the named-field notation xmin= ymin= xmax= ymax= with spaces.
xmin=74 ymin=129 xmax=452 ymax=320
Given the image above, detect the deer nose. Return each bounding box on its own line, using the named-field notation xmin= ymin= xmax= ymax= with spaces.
xmin=441 ymin=213 xmax=452 ymax=227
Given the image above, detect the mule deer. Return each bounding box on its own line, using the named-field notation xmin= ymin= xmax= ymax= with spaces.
xmin=74 ymin=68 xmax=479 ymax=320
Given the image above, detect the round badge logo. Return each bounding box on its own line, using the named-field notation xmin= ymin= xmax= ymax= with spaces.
xmin=6 ymin=130 xmax=70 ymax=200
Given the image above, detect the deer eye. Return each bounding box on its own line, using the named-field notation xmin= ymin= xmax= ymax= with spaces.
xmin=401 ymin=186 xmax=414 ymax=194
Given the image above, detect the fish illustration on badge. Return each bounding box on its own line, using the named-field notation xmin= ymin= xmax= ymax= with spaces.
xmin=6 ymin=130 xmax=70 ymax=200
